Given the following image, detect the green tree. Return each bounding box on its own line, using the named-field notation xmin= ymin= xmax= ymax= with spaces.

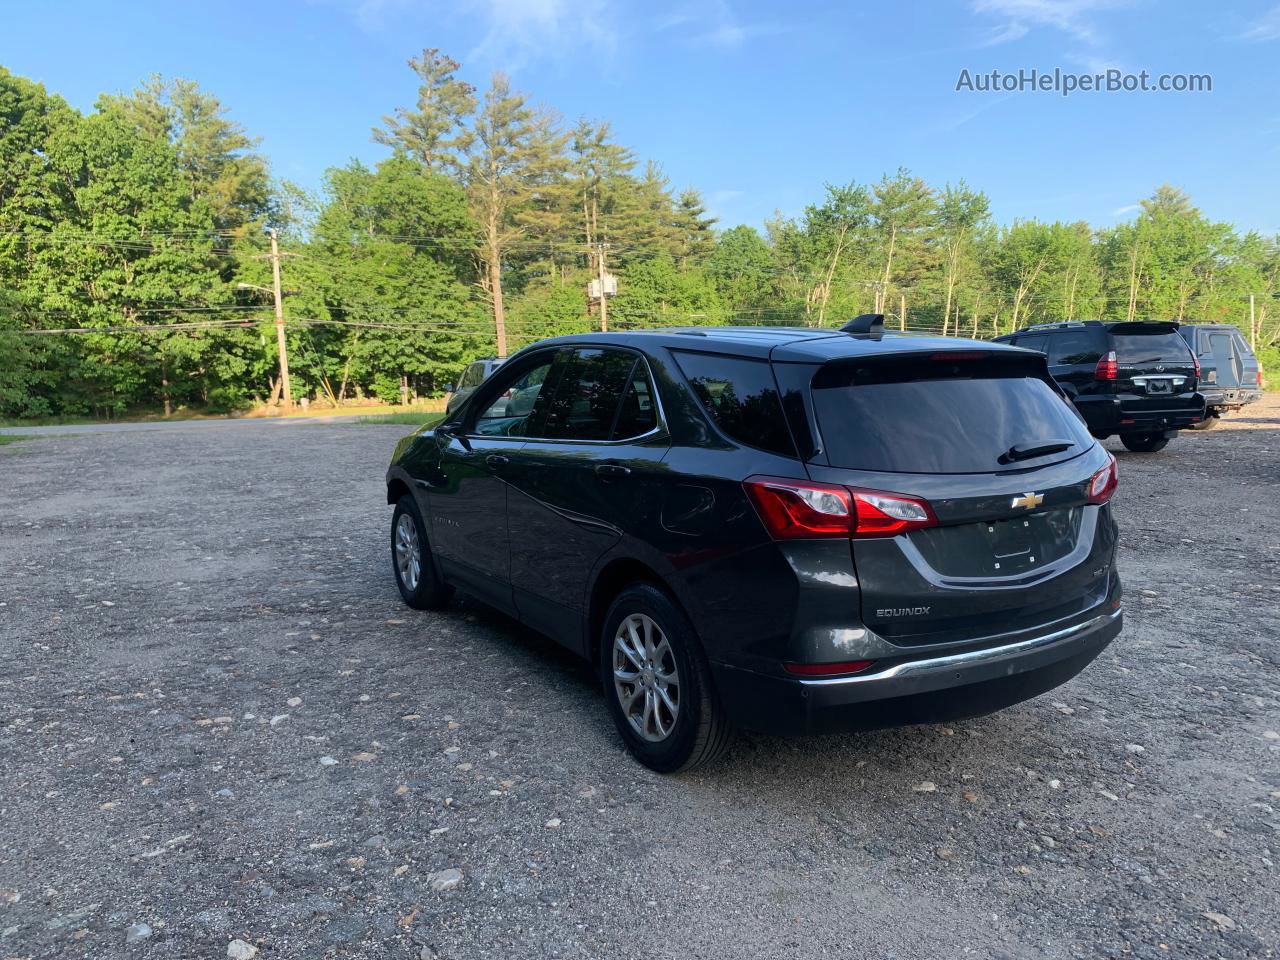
xmin=374 ymin=49 xmax=477 ymax=172
xmin=706 ymin=225 xmax=775 ymax=314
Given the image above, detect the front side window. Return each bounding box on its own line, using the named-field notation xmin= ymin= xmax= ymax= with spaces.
xmin=674 ymin=351 xmax=796 ymax=457
xmin=537 ymin=348 xmax=639 ymax=441
xmin=471 ymin=355 xmax=555 ymax=437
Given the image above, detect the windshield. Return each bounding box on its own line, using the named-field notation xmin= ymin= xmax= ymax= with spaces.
xmin=1113 ymin=331 xmax=1193 ymax=364
xmin=811 ymin=358 xmax=1092 ymax=474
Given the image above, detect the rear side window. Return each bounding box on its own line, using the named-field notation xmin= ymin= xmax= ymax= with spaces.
xmin=1112 ymin=331 xmax=1193 ymax=364
xmin=1013 ymin=334 xmax=1049 ymax=353
xmin=1048 ymin=331 xmax=1104 ymax=365
xmin=538 ymin=348 xmax=639 ymax=442
xmin=811 ymin=355 xmax=1093 ymax=474
xmin=674 ymin=352 xmax=796 ymax=458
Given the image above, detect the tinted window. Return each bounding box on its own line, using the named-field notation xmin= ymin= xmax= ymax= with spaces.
xmin=460 ymin=362 xmax=484 ymax=389
xmin=538 ymin=348 xmax=637 ymax=441
xmin=811 ymin=355 xmax=1092 ymax=474
xmin=1112 ymin=331 xmax=1193 ymax=364
xmin=1014 ymin=334 xmax=1049 ymax=354
xmin=1048 ymin=330 xmax=1104 ymax=365
xmin=675 ymin=352 xmax=796 ymax=457
xmin=472 ymin=356 xmax=554 ymax=437
xmin=611 ymin=361 xmax=658 ymax=440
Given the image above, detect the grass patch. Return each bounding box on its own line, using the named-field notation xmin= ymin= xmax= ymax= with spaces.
xmin=357 ymin=411 xmax=445 ymax=427
xmin=0 ymin=434 xmax=25 ymax=445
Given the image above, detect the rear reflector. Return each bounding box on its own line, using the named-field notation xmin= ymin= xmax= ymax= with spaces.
xmin=1087 ymin=453 xmax=1118 ymax=504
xmin=1094 ymin=350 xmax=1118 ymax=381
xmin=743 ymin=477 xmax=937 ymax=540
xmin=783 ymin=659 xmax=876 ymax=677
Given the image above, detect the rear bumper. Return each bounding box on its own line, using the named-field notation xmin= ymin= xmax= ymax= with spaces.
xmin=714 ymin=608 xmax=1122 ymax=736
xmin=1202 ymin=387 xmax=1261 ymax=411
xmin=1074 ymin=394 xmax=1205 ymax=435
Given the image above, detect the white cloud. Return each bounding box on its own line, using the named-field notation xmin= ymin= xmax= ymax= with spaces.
xmin=1111 ymin=203 xmax=1140 ymax=215
xmin=1240 ymin=4 xmax=1280 ymax=41
xmin=971 ymin=0 xmax=1130 ymax=44
xmin=468 ymin=0 xmax=619 ymax=69
xmin=657 ymin=0 xmax=790 ymax=49
xmin=979 ymin=21 xmax=1031 ymax=46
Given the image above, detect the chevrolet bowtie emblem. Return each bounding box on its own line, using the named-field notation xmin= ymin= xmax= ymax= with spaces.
xmin=1011 ymin=492 xmax=1044 ymax=510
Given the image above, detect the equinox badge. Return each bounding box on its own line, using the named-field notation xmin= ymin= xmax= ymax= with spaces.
xmin=1011 ymin=492 xmax=1044 ymax=510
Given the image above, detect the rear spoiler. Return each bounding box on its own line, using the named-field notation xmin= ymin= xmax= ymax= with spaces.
xmin=1106 ymin=321 xmax=1180 ymax=334
xmin=840 ymin=313 xmax=884 ymax=340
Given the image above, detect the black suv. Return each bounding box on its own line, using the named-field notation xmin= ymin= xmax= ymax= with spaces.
xmin=386 ymin=319 xmax=1123 ymax=771
xmin=993 ymin=321 xmax=1205 ymax=452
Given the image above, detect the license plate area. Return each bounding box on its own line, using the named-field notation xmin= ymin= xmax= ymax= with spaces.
xmin=987 ymin=517 xmax=1035 ymax=569
xmin=1145 ymin=379 xmax=1172 ymax=395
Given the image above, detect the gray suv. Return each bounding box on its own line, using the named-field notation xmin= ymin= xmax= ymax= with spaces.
xmin=445 ymin=357 xmax=505 ymax=415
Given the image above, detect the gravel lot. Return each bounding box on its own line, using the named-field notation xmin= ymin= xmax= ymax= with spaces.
xmin=2 ymin=397 xmax=1278 ymax=960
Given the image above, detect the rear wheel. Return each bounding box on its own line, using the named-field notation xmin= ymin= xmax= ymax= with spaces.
xmin=391 ymin=495 xmax=452 ymax=609
xmin=1120 ymin=431 xmax=1171 ymax=453
xmin=601 ymin=584 xmax=732 ymax=773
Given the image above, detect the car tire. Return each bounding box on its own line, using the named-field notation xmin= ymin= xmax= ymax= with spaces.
xmin=601 ymin=584 xmax=732 ymax=773
xmin=1120 ymin=431 xmax=1171 ymax=453
xmin=1189 ymin=415 xmax=1219 ymax=430
xmin=391 ymin=495 xmax=452 ymax=610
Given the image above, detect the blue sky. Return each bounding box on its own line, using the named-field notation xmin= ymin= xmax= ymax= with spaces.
xmin=4 ymin=0 xmax=1279 ymax=234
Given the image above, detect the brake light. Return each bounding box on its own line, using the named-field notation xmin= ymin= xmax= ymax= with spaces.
xmin=742 ymin=477 xmax=936 ymax=540
xmin=1094 ymin=350 xmax=1118 ymax=381
xmin=1192 ymin=353 xmax=1200 ymax=379
xmin=1087 ymin=453 xmax=1118 ymax=504
xmin=1259 ymin=370 xmax=1265 ymax=388
xmin=783 ymin=660 xmax=876 ymax=677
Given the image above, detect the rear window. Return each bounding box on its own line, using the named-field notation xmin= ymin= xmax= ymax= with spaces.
xmin=1112 ymin=330 xmax=1193 ymax=364
xmin=674 ymin=352 xmax=796 ymax=458
xmin=811 ymin=355 xmax=1093 ymax=474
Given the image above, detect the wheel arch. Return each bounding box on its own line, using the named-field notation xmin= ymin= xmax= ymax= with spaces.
xmin=586 ymin=557 xmax=691 ymax=678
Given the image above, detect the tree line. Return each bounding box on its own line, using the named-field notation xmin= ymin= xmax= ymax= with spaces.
xmin=1 ymin=54 xmax=1276 ymax=419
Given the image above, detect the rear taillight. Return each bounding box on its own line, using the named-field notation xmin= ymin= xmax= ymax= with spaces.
xmin=1192 ymin=353 xmax=1200 ymax=379
xmin=1259 ymin=370 xmax=1265 ymax=388
xmin=1087 ymin=453 xmax=1118 ymax=504
xmin=1094 ymin=350 xmax=1118 ymax=381
xmin=783 ymin=660 xmax=876 ymax=677
xmin=848 ymin=488 xmax=937 ymax=537
xmin=743 ymin=477 xmax=936 ymax=540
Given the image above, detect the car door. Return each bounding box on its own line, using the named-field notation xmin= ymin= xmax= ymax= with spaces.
xmin=426 ymin=351 xmax=558 ymax=615
xmin=504 ymin=347 xmax=669 ymax=654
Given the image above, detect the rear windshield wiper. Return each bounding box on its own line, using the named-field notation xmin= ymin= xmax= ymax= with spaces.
xmin=1126 ymin=356 xmax=1169 ymax=365
xmin=999 ymin=440 xmax=1075 ymax=464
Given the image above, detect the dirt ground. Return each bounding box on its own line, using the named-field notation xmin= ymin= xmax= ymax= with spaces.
xmin=1 ymin=395 xmax=1277 ymax=959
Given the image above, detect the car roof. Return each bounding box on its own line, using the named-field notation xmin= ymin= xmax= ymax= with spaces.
xmin=516 ymin=326 xmax=1032 ymax=363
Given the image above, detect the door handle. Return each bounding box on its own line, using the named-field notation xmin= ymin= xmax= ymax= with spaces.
xmin=486 ymin=455 xmax=510 ymax=468
xmin=595 ymin=463 xmax=630 ymax=479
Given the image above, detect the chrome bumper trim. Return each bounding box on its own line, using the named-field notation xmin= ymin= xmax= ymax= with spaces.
xmin=798 ymin=608 xmax=1122 ymax=687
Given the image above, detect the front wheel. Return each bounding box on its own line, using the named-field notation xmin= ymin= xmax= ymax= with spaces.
xmin=1120 ymin=431 xmax=1171 ymax=453
xmin=602 ymin=584 xmax=732 ymax=773
xmin=391 ymin=495 xmax=452 ymax=609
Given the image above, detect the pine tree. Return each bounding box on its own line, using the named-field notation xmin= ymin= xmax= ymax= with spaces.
xmin=373 ymin=49 xmax=476 ymax=173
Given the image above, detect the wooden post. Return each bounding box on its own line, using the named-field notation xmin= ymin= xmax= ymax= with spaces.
xmin=269 ymin=229 xmax=293 ymax=412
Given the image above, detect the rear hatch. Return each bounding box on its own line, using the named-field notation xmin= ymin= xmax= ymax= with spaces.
xmin=1108 ymin=322 xmax=1199 ymax=407
xmin=801 ymin=349 xmax=1116 ymax=648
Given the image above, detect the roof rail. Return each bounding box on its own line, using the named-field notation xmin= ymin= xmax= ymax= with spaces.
xmin=1015 ymin=319 xmax=1104 ymax=333
xmin=840 ymin=313 xmax=884 ymax=340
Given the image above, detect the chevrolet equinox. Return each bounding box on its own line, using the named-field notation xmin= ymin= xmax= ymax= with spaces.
xmin=385 ymin=316 xmax=1123 ymax=772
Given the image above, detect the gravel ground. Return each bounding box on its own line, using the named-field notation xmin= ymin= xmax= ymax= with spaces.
xmin=2 ymin=397 xmax=1278 ymax=960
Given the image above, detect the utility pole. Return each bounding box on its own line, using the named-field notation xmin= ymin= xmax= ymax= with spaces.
xmin=268 ymin=229 xmax=293 ymax=412
xmin=597 ymin=242 xmax=609 ymax=333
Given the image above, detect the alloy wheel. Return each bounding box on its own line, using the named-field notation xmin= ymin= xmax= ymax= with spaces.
xmin=394 ymin=513 xmax=421 ymax=591
xmin=612 ymin=613 xmax=681 ymax=742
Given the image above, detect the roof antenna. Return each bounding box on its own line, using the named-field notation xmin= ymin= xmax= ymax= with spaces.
xmin=840 ymin=313 xmax=884 ymax=340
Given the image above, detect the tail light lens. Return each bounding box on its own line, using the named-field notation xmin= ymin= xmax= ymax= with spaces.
xmin=1259 ymin=371 xmax=1265 ymax=388
xmin=1087 ymin=453 xmax=1118 ymax=504
xmin=1094 ymin=350 xmax=1118 ymax=381
xmin=1192 ymin=353 xmax=1200 ymax=379
xmin=743 ymin=477 xmax=936 ymax=540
